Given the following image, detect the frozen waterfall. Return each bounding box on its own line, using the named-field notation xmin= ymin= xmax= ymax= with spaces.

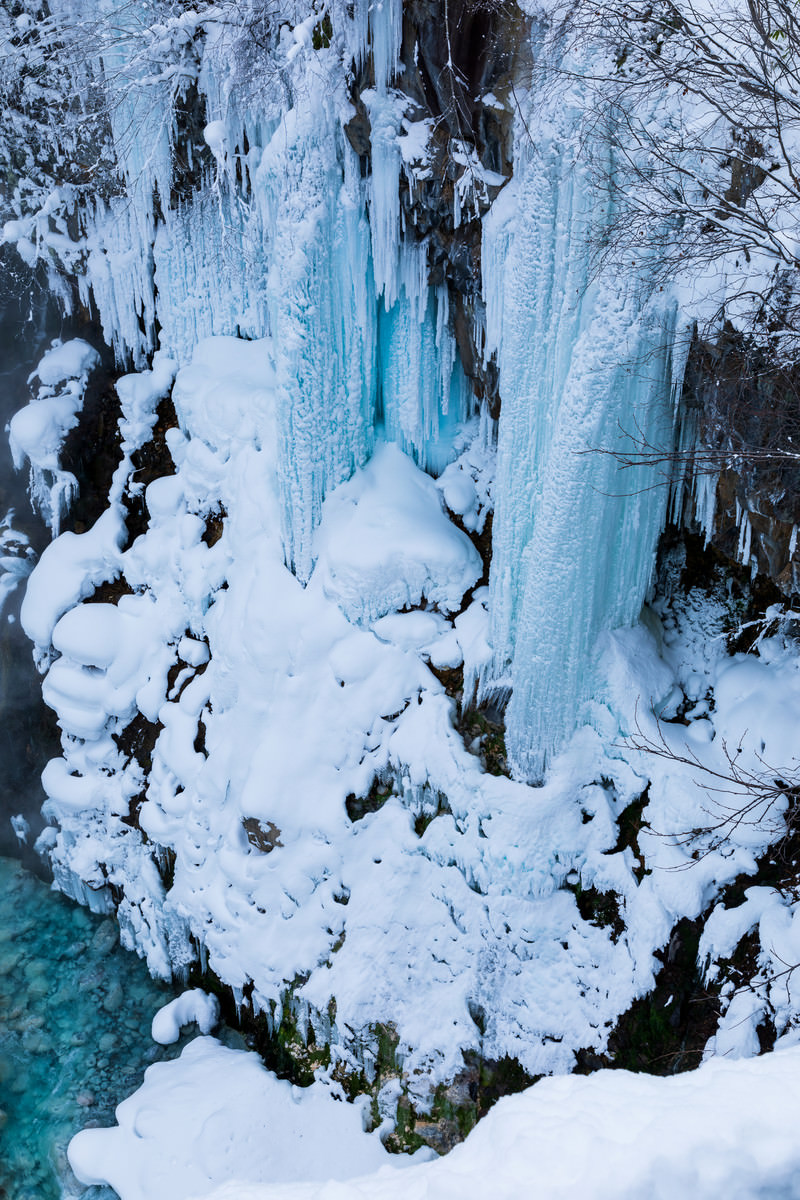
xmin=5 ymin=0 xmax=705 ymax=1096
xmin=6 ymin=2 xmax=694 ymax=774
xmin=65 ymin=7 xmax=691 ymax=772
xmin=481 ymin=79 xmax=689 ymax=780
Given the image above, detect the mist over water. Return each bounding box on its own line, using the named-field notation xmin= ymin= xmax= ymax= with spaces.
xmin=0 ymin=256 xmax=82 ymax=868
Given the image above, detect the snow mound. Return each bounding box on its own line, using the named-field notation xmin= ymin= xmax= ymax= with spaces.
xmin=68 ymin=1035 xmax=413 ymax=1200
xmin=151 ymin=990 xmax=220 ymax=1044
xmin=313 ymin=441 xmax=481 ymax=623
xmin=20 ymin=506 xmax=126 ymax=654
xmin=201 ymin=1046 xmax=800 ymax=1200
xmin=9 ymin=338 xmax=100 ymax=536
xmin=31 ymin=338 xmax=99 ymax=388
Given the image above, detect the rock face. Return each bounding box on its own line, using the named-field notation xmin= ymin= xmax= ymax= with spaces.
xmin=713 ymin=471 xmax=800 ymax=594
xmin=376 ymin=0 xmax=523 ymax=412
xmin=680 ymin=334 xmax=800 ymax=597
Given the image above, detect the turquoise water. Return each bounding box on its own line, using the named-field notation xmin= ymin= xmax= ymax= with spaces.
xmin=0 ymin=856 xmax=187 ymax=1200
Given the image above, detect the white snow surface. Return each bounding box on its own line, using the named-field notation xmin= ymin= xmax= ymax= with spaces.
xmin=151 ymin=989 xmax=220 ymax=1044
xmin=68 ymin=1036 xmax=412 ymax=1199
xmin=21 ymin=506 xmax=127 ymax=656
xmin=30 ymin=328 xmax=800 ymax=1098
xmin=9 ymin=338 xmax=100 ymax=536
xmin=313 ymin=442 xmax=481 ymax=623
xmin=32 ymin=339 xmax=99 ymax=388
xmin=72 ymin=1039 xmax=800 ymax=1200
xmin=206 ymin=1046 xmax=800 ymax=1197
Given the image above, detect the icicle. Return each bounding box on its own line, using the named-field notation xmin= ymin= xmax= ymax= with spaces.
xmin=369 ymin=0 xmax=402 ymax=94
xmin=379 ymin=283 xmax=470 ymax=473
xmin=737 ymin=507 xmax=752 ymax=564
xmin=691 ymin=469 xmax=719 ymax=545
xmin=84 ymin=197 xmax=158 ymax=366
xmin=256 ymin=95 xmax=377 ymax=580
xmin=363 ymin=89 xmax=405 ymax=305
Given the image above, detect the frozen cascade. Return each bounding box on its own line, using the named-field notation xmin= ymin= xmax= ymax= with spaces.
xmin=66 ymin=0 xmax=469 ymax=580
xmin=153 ymin=191 xmax=269 ymax=363
xmin=12 ymin=0 xmax=773 ymax=1127
xmin=482 ymin=75 xmax=691 ymax=780
xmin=255 ymin=99 xmax=378 ymax=580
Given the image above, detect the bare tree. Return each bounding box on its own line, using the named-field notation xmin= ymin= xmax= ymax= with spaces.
xmin=535 ymin=0 xmax=800 ymax=359
xmin=627 ymin=706 xmax=800 ymax=859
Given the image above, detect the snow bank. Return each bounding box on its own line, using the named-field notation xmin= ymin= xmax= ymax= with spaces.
xmin=200 ymin=1046 xmax=800 ymax=1200
xmin=21 ymin=506 xmax=126 ymax=654
xmin=30 ymin=331 xmax=800 ymax=1094
xmin=68 ymin=1036 xmax=414 ymax=1200
xmin=69 ymin=1039 xmax=800 ymax=1200
xmin=313 ymin=441 xmax=482 ymax=623
xmin=31 ymin=339 xmax=99 ymax=388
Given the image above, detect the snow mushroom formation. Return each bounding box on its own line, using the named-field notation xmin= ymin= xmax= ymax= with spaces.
xmin=5 ymin=0 xmax=800 ymax=1163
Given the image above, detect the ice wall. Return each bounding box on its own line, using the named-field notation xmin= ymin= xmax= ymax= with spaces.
xmin=11 ymin=0 xmax=697 ymax=826
xmin=481 ymin=74 xmax=690 ymax=780
xmin=66 ymin=0 xmax=471 ymax=581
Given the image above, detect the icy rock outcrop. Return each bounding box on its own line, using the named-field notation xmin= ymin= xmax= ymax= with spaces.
xmin=28 ymin=335 xmax=668 ymax=1099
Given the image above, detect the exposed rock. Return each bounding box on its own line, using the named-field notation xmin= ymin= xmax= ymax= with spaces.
xmin=90 ymin=920 xmax=118 ymax=957
xmin=242 ymin=818 xmax=284 ymax=853
xmin=681 ymin=332 xmax=800 ymax=597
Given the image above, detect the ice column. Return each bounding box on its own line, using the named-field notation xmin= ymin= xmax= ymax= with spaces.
xmin=153 ymin=191 xmax=270 ymax=365
xmin=483 ymin=93 xmax=690 ymax=781
xmin=256 ymin=98 xmax=377 ymax=581
xmin=362 ymin=0 xmax=404 ymax=304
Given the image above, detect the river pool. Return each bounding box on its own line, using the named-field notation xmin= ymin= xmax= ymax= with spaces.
xmin=0 ymin=855 xmax=191 ymax=1200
